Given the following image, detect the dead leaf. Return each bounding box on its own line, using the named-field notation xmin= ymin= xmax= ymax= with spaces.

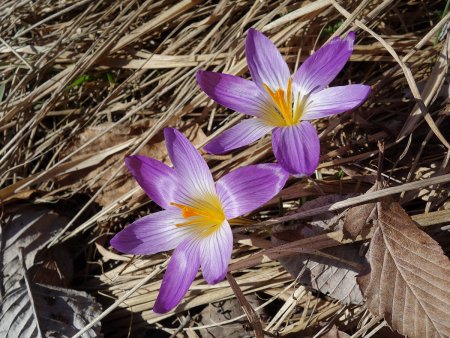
xmin=358 ymin=201 xmax=450 ymax=338
xmin=272 ymin=195 xmax=366 ymax=305
xmin=0 ymin=281 xmax=102 ymax=337
xmin=31 ymin=246 xmax=74 ymax=288
xmin=0 ymin=227 xmax=101 ymax=337
xmin=198 ymin=295 xmax=264 ymax=338
xmin=1 ymin=206 xmax=68 ymax=291
xmin=343 ymin=181 xmax=383 ymax=240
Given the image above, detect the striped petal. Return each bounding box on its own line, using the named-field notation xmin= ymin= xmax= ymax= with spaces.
xmin=199 ymin=221 xmax=233 ymax=284
xmin=303 ymin=85 xmax=371 ymax=120
xmin=272 ymin=122 xmax=320 ymax=176
xmin=216 ymin=163 xmax=289 ymax=218
xmin=110 ymin=210 xmax=191 ymax=255
xmin=164 ymin=128 xmax=216 ymax=200
xmin=246 ymin=28 xmax=290 ymax=90
xmin=124 ymin=155 xmax=178 ymax=209
xmin=203 ymin=118 xmax=273 ymax=154
xmin=293 ymin=32 xmax=355 ymax=95
xmin=196 ymin=71 xmax=272 ymax=117
xmin=153 ymin=238 xmax=200 ymax=313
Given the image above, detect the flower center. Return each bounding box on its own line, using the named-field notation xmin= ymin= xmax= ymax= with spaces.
xmin=263 ymin=78 xmax=305 ymax=127
xmin=170 ymin=195 xmax=225 ymax=234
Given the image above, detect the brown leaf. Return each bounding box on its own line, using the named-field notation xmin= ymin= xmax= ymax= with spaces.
xmin=343 ymin=181 xmax=383 ymax=240
xmin=31 ymin=246 xmax=74 ymax=287
xmin=272 ymin=195 xmax=366 ymax=305
xmin=1 ymin=205 xmax=69 ymax=291
xmin=198 ymin=283 xmax=265 ymax=338
xmin=0 ymin=219 xmax=101 ymax=338
xmin=0 ymin=282 xmax=102 ymax=337
xmin=358 ymin=201 xmax=450 ymax=338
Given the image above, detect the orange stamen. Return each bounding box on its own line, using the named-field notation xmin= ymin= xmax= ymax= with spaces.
xmin=263 ymin=78 xmax=294 ymax=125
xmin=170 ymin=201 xmax=225 ymax=228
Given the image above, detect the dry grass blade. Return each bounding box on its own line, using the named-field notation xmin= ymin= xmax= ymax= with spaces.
xmin=262 ymin=0 xmax=330 ymax=31
xmin=398 ymin=34 xmax=449 ymax=139
xmin=1 ymin=0 xmax=449 ymax=336
xmin=265 ymin=285 xmax=307 ymax=332
xmin=111 ymin=0 xmax=201 ymax=52
xmin=72 ymin=260 xmax=168 ymax=338
xmin=330 ymin=0 xmax=450 ymax=149
xmin=358 ymin=201 xmax=450 ymax=338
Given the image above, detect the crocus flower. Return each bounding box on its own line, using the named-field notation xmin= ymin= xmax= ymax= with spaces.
xmin=110 ymin=128 xmax=288 ymax=313
xmin=197 ymin=29 xmax=370 ymax=176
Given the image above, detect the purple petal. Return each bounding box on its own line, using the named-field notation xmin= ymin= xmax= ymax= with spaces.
xmin=196 ymin=71 xmax=272 ymax=117
xmin=153 ymin=238 xmax=200 ymax=313
xmin=245 ymin=28 xmax=290 ymax=90
xmin=272 ymin=122 xmax=320 ymax=175
xmin=110 ymin=210 xmax=192 ymax=255
xmin=199 ymin=221 xmax=233 ymax=284
xmin=203 ymin=119 xmax=273 ymax=154
xmin=125 ymin=155 xmax=178 ymax=209
xmin=164 ymin=128 xmax=216 ymax=198
xmin=303 ymin=85 xmax=370 ymax=120
xmin=293 ymin=32 xmax=355 ymax=95
xmin=216 ymin=164 xmax=289 ymax=218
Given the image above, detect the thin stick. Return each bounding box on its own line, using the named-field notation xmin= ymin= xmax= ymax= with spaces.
xmin=226 ymin=272 xmax=264 ymax=338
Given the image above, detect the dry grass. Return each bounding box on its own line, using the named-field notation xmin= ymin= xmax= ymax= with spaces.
xmin=1 ymin=0 xmax=449 ymax=337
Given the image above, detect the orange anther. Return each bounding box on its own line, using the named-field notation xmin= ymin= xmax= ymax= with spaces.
xmin=263 ymin=79 xmax=294 ymax=125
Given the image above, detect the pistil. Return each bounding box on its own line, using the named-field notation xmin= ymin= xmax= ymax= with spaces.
xmin=263 ymin=78 xmax=298 ymax=126
xmin=170 ymin=201 xmax=225 ymax=228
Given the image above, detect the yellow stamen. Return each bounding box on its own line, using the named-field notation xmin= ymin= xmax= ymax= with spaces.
xmin=170 ymin=200 xmax=225 ymax=230
xmin=263 ymin=78 xmax=298 ymax=126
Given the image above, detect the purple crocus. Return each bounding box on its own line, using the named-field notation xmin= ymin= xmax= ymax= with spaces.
xmin=197 ymin=29 xmax=370 ymax=176
xmin=110 ymin=128 xmax=288 ymax=313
